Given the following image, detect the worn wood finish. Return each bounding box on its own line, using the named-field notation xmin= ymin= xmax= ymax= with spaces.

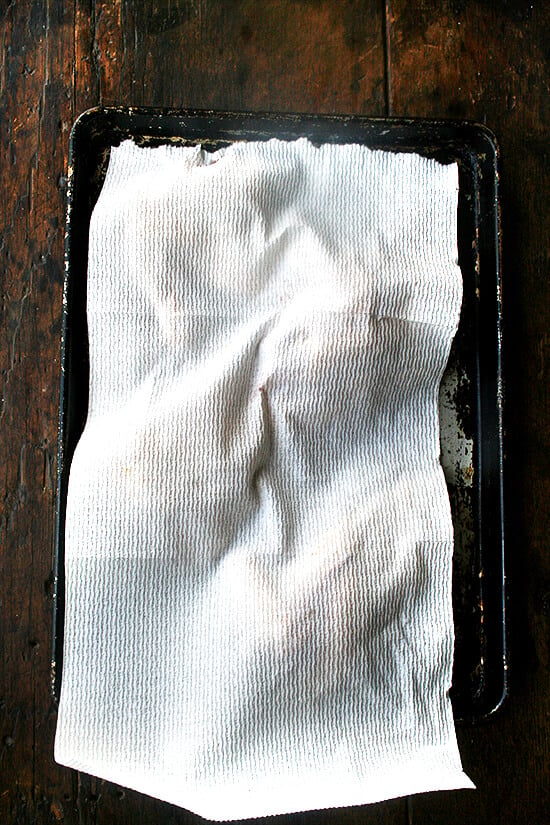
xmin=1 ymin=1 xmax=547 ymax=823
xmin=88 ymin=0 xmax=386 ymax=113
xmin=1 ymin=2 xmax=75 ymax=823
xmin=388 ymin=2 xmax=550 ymax=822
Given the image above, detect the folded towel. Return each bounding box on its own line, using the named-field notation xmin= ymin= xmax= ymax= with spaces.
xmin=55 ymin=137 xmax=474 ymax=820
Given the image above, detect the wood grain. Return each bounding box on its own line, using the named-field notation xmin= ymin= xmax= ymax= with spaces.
xmin=0 ymin=1 xmax=76 ymax=823
xmin=1 ymin=1 xmax=549 ymax=823
xmin=89 ymin=0 xmax=386 ymax=113
xmin=388 ymin=1 xmax=550 ymax=821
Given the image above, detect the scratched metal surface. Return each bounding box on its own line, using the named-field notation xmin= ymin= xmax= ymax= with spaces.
xmin=52 ymin=109 xmax=505 ymax=725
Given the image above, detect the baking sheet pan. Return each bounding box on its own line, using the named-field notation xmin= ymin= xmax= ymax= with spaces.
xmin=52 ymin=108 xmax=506 ymax=724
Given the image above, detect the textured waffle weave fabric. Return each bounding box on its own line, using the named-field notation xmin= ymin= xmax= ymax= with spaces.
xmin=55 ymin=138 xmax=474 ymax=819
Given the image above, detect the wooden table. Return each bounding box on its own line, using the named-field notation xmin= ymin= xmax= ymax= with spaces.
xmin=1 ymin=2 xmax=548 ymax=823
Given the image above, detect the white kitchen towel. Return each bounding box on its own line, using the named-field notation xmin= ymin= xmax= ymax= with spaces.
xmin=55 ymin=137 xmax=474 ymax=820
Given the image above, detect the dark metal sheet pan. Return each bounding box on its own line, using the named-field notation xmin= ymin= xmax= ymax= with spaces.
xmin=52 ymin=107 xmax=506 ymax=724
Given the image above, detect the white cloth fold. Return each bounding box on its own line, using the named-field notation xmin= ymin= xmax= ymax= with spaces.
xmin=55 ymin=137 xmax=474 ymax=820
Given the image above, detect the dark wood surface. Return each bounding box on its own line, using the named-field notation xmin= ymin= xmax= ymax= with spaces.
xmin=1 ymin=2 xmax=548 ymax=823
